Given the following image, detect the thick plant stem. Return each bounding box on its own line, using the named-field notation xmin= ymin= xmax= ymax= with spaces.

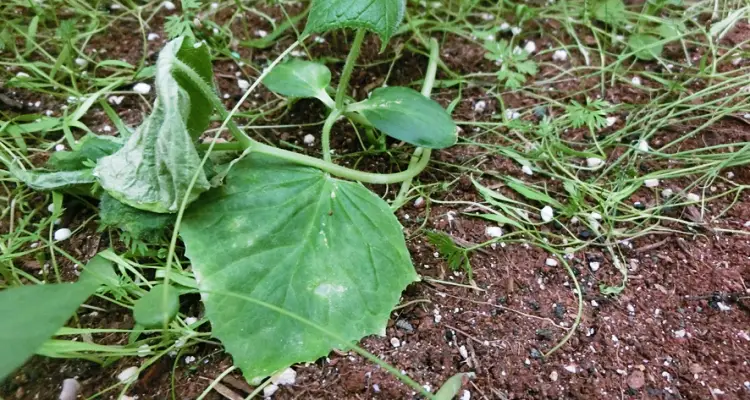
xmin=321 ymin=109 xmax=342 ymax=163
xmin=335 ymin=29 xmax=366 ymax=110
xmin=172 ymin=60 xmax=431 ymax=184
xmin=392 ymin=38 xmax=440 ymax=210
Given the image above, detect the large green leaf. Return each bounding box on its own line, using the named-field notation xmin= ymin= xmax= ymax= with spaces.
xmin=262 ymin=60 xmax=334 ymax=107
xmin=348 ymin=87 xmax=457 ymax=149
xmin=94 ymin=36 xmax=213 ymax=213
xmin=181 ymin=154 xmax=418 ymax=380
xmin=628 ymin=34 xmax=663 ymax=60
xmin=304 ymin=0 xmax=405 ymax=45
xmin=0 ymin=255 xmax=114 ymax=381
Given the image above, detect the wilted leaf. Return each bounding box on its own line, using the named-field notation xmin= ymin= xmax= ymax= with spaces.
xmin=95 ymin=37 xmax=213 ymax=213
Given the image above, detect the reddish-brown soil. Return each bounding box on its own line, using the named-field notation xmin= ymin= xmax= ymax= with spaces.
xmin=2 ymin=3 xmax=750 ymax=400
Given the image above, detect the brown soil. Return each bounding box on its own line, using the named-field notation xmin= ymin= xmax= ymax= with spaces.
xmin=2 ymin=3 xmax=750 ymax=400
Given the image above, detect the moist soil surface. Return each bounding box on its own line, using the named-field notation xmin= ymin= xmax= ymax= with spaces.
xmin=2 ymin=3 xmax=750 ymax=400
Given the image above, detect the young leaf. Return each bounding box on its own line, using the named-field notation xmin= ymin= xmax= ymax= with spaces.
xmin=304 ymin=0 xmax=406 ymax=46
xmin=628 ymin=34 xmax=663 ymax=60
xmin=0 ymin=255 xmax=114 ymax=381
xmin=591 ymin=0 xmax=626 ymax=26
xmin=133 ymin=284 xmax=180 ymax=328
xmin=94 ymin=37 xmax=213 ymax=213
xmin=425 ymin=231 xmax=472 ymax=278
xmin=262 ymin=60 xmax=334 ymax=107
xmin=349 ymin=87 xmax=457 ymax=149
xmin=180 ymin=154 xmax=418 ymax=380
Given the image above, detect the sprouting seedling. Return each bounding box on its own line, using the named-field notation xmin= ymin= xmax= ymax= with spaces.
xmin=483 ymin=39 xmax=538 ymax=89
xmin=10 ymin=0 xmax=459 ymax=386
xmin=425 ymin=231 xmax=473 ymax=279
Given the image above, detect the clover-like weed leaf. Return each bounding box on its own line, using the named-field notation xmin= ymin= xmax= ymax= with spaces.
xmin=180 ymin=154 xmax=418 ymax=380
xmin=628 ymin=34 xmax=663 ymax=60
xmin=0 ymin=255 xmax=114 ymax=381
xmin=349 ymin=87 xmax=457 ymax=149
xmin=133 ymin=284 xmax=180 ymax=328
xmin=658 ymin=19 xmax=686 ymax=42
xmin=304 ymin=0 xmax=406 ymax=46
xmin=262 ymin=60 xmax=334 ymax=107
xmin=94 ymin=36 xmax=213 ymax=213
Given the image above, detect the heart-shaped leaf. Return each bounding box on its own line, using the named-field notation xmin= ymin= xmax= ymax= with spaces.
xmin=628 ymin=34 xmax=663 ymax=60
xmin=133 ymin=284 xmax=180 ymax=328
xmin=262 ymin=60 xmax=334 ymax=107
xmin=304 ymin=0 xmax=406 ymax=45
xmin=349 ymin=87 xmax=457 ymax=149
xmin=0 ymin=255 xmax=114 ymax=381
xmin=95 ymin=36 xmax=213 ymax=213
xmin=181 ymin=154 xmax=418 ymax=380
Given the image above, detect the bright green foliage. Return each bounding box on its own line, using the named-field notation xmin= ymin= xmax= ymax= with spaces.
xmin=565 ymin=98 xmax=612 ymax=131
xmin=0 ymin=255 xmax=114 ymax=381
xmin=181 ymin=154 xmax=418 ymax=380
xmin=164 ymin=0 xmax=200 ymax=39
xmin=483 ymin=40 xmax=538 ymax=89
xmin=349 ymin=87 xmax=457 ymax=149
xmin=304 ymin=0 xmax=406 ymax=46
xmin=628 ymin=34 xmax=663 ymax=60
xmin=591 ymin=0 xmax=626 ymax=26
xmin=262 ymin=60 xmax=334 ymax=106
xmin=95 ymin=37 xmax=213 ymax=213
xmin=133 ymin=284 xmax=181 ymax=328
xmin=425 ymin=231 xmax=472 ymax=278
xmin=99 ymin=193 xmax=174 ymax=241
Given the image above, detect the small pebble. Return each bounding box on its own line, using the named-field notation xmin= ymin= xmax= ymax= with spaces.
xmin=272 ymin=368 xmax=296 ymax=386
xmin=522 ymin=165 xmax=533 ymax=175
xmin=55 ymin=144 xmax=66 ymax=152
xmin=396 ymin=319 xmax=414 ymax=332
xmin=58 ymin=378 xmax=80 ymax=400
xmin=16 ymin=72 xmax=30 ymax=79
xmin=147 ymin=33 xmax=160 ymax=41
xmin=255 ymin=29 xmax=268 ymax=38
xmin=686 ymin=193 xmax=700 ymax=202
xmin=540 ymin=206 xmax=554 ymax=223
xmin=133 ymin=83 xmax=152 ymax=95
xmin=552 ymin=49 xmax=568 ymax=61
xmin=606 ymin=116 xmax=617 ymax=127
xmin=589 ymin=262 xmax=600 ymax=272
xmin=303 ymin=134 xmax=315 ymax=145
xmin=108 ymin=95 xmax=124 ymax=105
xmin=727 ymin=171 xmax=735 ymax=179
xmin=461 ymin=390 xmax=471 ymax=400
xmin=637 ymin=140 xmax=649 ymax=152
xmin=504 ymin=109 xmax=520 ymax=120
xmin=524 ymin=41 xmax=537 ymax=54
xmin=263 ymin=384 xmax=279 ymax=398
xmin=485 ymin=226 xmax=503 ymax=238
xmin=674 ymin=329 xmax=686 ymax=338
xmin=661 ymin=188 xmax=673 ymax=197
xmin=545 ymin=258 xmax=558 ymax=267
xmin=631 ymin=76 xmax=643 ymax=86
xmin=511 ymin=26 xmax=522 ymax=35
xmin=74 ymin=58 xmax=88 ymax=68
xmin=54 ymin=228 xmax=72 ymax=241
xmin=550 ymin=371 xmax=558 ymax=381
xmin=184 ymin=317 xmax=198 ymax=325
xmin=237 ymin=79 xmax=250 ymax=91
xmin=564 ymin=365 xmax=577 ymax=373
xmin=473 ymin=100 xmax=487 ymax=113
xmin=390 ymin=337 xmax=401 ymax=348
xmin=458 ymin=345 xmax=468 ymax=359
xmin=117 ymin=366 xmax=139 ymax=383
xmin=586 ymin=157 xmax=604 ymax=168
xmin=162 ymin=1 xmax=176 ymax=10
xmin=644 ymin=178 xmax=660 ymax=188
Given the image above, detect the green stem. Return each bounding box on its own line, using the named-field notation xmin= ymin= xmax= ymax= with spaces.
xmin=322 ymin=109 xmax=342 ymax=163
xmin=392 ymin=38 xmax=440 ymax=210
xmin=172 ymin=60 xmax=430 ymax=184
xmin=335 ymin=29 xmax=366 ymax=109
